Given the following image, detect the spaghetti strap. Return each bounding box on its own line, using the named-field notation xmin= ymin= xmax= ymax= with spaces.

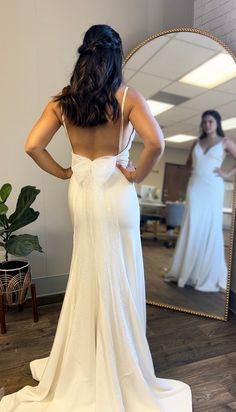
xmin=118 ymin=85 xmax=129 ymax=154
xmin=61 ymin=105 xmax=69 ymax=140
xmin=61 ymin=105 xmax=68 ymax=136
xmin=61 ymin=85 xmax=130 ymax=154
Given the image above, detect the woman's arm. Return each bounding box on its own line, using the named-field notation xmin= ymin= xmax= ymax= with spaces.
xmin=223 ymin=137 xmax=236 ymax=158
xmin=24 ymin=99 xmax=72 ymax=180
xmin=214 ymin=137 xmax=236 ymax=178
xmin=116 ymin=87 xmax=165 ymax=183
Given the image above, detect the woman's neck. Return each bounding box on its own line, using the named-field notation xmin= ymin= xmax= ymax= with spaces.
xmin=205 ymin=132 xmax=219 ymax=141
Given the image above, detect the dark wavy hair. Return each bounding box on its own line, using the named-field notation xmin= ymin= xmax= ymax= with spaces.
xmin=199 ymin=110 xmax=224 ymax=140
xmin=52 ymin=24 xmax=124 ymax=128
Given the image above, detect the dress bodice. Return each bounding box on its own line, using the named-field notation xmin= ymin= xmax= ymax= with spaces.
xmin=71 ymin=130 xmax=136 ymax=187
xmin=61 ymin=86 xmax=136 ymax=187
xmin=191 ymin=140 xmax=226 ymax=184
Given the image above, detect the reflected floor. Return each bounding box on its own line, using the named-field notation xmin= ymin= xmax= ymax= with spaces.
xmin=142 ymin=231 xmax=229 ymax=318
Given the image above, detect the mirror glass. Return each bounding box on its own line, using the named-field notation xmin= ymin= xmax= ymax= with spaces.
xmin=123 ymin=29 xmax=236 ymax=319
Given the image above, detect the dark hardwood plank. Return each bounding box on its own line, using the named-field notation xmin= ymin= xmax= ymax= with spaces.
xmin=0 ymin=300 xmax=236 ymax=412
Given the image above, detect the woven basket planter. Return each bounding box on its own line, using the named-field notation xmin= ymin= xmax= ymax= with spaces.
xmin=0 ymin=259 xmax=31 ymax=307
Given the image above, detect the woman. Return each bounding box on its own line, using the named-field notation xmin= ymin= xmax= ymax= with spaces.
xmin=0 ymin=25 xmax=192 ymax=411
xmin=164 ymin=110 xmax=236 ymax=292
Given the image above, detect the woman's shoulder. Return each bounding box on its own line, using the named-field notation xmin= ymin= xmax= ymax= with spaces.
xmin=115 ymin=84 xmax=142 ymax=117
xmin=221 ymin=136 xmax=231 ymax=147
xmin=124 ymin=85 xmax=145 ymax=102
xmin=122 ymin=85 xmax=155 ymax=117
xmin=222 ymin=136 xmax=234 ymax=153
xmin=47 ymin=91 xmax=64 ymax=124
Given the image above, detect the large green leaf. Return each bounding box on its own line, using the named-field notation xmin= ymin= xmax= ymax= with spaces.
xmin=5 ymin=234 xmax=43 ymax=257
xmin=0 ymin=183 xmax=12 ymax=203
xmin=9 ymin=207 xmax=39 ymax=232
xmin=0 ymin=214 xmax=8 ymax=228
xmin=8 ymin=186 xmax=40 ymax=225
xmin=0 ymin=203 xmax=8 ymax=215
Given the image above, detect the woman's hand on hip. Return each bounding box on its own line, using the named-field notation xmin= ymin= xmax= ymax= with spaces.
xmin=116 ymin=160 xmax=136 ymax=183
xmin=63 ymin=167 xmax=73 ymax=179
xmin=213 ymin=167 xmax=227 ymax=178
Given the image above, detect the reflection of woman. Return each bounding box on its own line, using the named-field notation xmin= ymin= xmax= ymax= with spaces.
xmin=0 ymin=25 xmax=192 ymax=411
xmin=165 ymin=110 xmax=236 ymax=292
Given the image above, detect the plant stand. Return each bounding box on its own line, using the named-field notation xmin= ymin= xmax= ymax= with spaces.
xmin=0 ymin=260 xmax=39 ymax=334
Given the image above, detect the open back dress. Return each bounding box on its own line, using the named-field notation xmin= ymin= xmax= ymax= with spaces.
xmin=0 ymin=85 xmax=192 ymax=412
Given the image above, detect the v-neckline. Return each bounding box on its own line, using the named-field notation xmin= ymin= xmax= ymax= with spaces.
xmin=198 ymin=140 xmax=222 ymax=155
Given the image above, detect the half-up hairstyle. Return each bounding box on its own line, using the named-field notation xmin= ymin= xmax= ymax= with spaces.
xmin=52 ymin=24 xmax=125 ymax=127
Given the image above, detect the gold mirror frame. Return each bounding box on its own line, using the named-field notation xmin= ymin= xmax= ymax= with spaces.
xmin=124 ymin=27 xmax=236 ymax=321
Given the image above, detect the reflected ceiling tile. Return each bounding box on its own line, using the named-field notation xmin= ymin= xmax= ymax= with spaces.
xmin=185 ymin=126 xmax=202 ymax=136
xmin=140 ymin=39 xmax=217 ymax=79
xmin=147 ymin=100 xmax=174 ymax=116
xmin=222 ymin=117 xmax=236 ymax=130
xmin=175 ymin=32 xmax=223 ymax=51
xmin=214 ymin=77 xmax=236 ymax=94
xmin=148 ymin=91 xmax=190 ymax=116
xmin=163 ymin=81 xmax=206 ymax=98
xmin=150 ymin=90 xmax=190 ymax=105
xmin=125 ymin=35 xmax=170 ymax=71
xmin=216 ymin=101 xmax=236 ymax=118
xmin=179 ymin=53 xmax=236 ymax=88
xmin=156 ymin=106 xmax=198 ymax=126
xmin=179 ymin=90 xmax=236 ymax=110
xmin=163 ymin=122 xmax=197 ymax=136
xmin=165 ymin=134 xmax=196 ymax=143
xmin=164 ymin=137 xmax=197 ymax=150
xmin=183 ymin=114 xmax=204 ymax=127
xmin=123 ymin=68 xmax=136 ymax=82
xmin=125 ymin=71 xmax=170 ymax=98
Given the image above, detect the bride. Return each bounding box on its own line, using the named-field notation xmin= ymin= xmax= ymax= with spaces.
xmin=0 ymin=24 xmax=192 ymax=412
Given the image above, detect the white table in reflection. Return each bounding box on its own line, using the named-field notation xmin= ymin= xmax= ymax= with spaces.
xmin=138 ymin=199 xmax=232 ymax=214
xmin=139 ymin=199 xmax=166 ymax=238
xmin=138 ymin=198 xmax=233 ymax=237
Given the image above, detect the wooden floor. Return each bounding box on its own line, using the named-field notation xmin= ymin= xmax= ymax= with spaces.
xmin=142 ymin=234 xmax=228 ymax=318
xmin=0 ymin=300 xmax=236 ymax=411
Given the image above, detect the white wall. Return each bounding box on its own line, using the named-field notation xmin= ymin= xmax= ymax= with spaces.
xmin=0 ymin=0 xmax=194 ymax=295
xmin=194 ymin=0 xmax=236 ymax=54
xmin=147 ymin=0 xmax=194 ymax=34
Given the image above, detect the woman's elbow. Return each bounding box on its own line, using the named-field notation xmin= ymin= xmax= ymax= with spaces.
xmin=152 ymin=136 xmax=165 ymax=154
xmin=24 ymin=140 xmax=35 ymax=153
xmin=24 ymin=145 xmax=33 ymax=154
xmin=24 ymin=144 xmax=43 ymax=154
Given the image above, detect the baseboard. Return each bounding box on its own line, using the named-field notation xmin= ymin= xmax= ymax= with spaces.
xmin=35 ymin=292 xmax=65 ymax=306
xmin=29 ymin=273 xmax=68 ymax=306
xmin=17 ymin=271 xmax=236 ymax=314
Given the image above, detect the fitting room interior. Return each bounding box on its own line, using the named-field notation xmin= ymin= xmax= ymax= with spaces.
xmin=1 ymin=1 xmax=236 ymax=411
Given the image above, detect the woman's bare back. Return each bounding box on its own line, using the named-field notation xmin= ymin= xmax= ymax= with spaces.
xmin=56 ymin=83 xmax=134 ymax=160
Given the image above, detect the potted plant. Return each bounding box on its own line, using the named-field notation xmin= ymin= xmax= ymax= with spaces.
xmin=0 ymin=183 xmax=43 ymax=307
xmin=178 ymin=191 xmax=186 ymax=202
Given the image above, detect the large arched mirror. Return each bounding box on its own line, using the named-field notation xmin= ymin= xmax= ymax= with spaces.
xmin=123 ymin=28 xmax=236 ymax=321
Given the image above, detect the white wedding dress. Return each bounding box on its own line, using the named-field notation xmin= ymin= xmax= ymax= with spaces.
xmin=165 ymin=140 xmax=228 ymax=292
xmin=0 ymin=86 xmax=192 ymax=411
